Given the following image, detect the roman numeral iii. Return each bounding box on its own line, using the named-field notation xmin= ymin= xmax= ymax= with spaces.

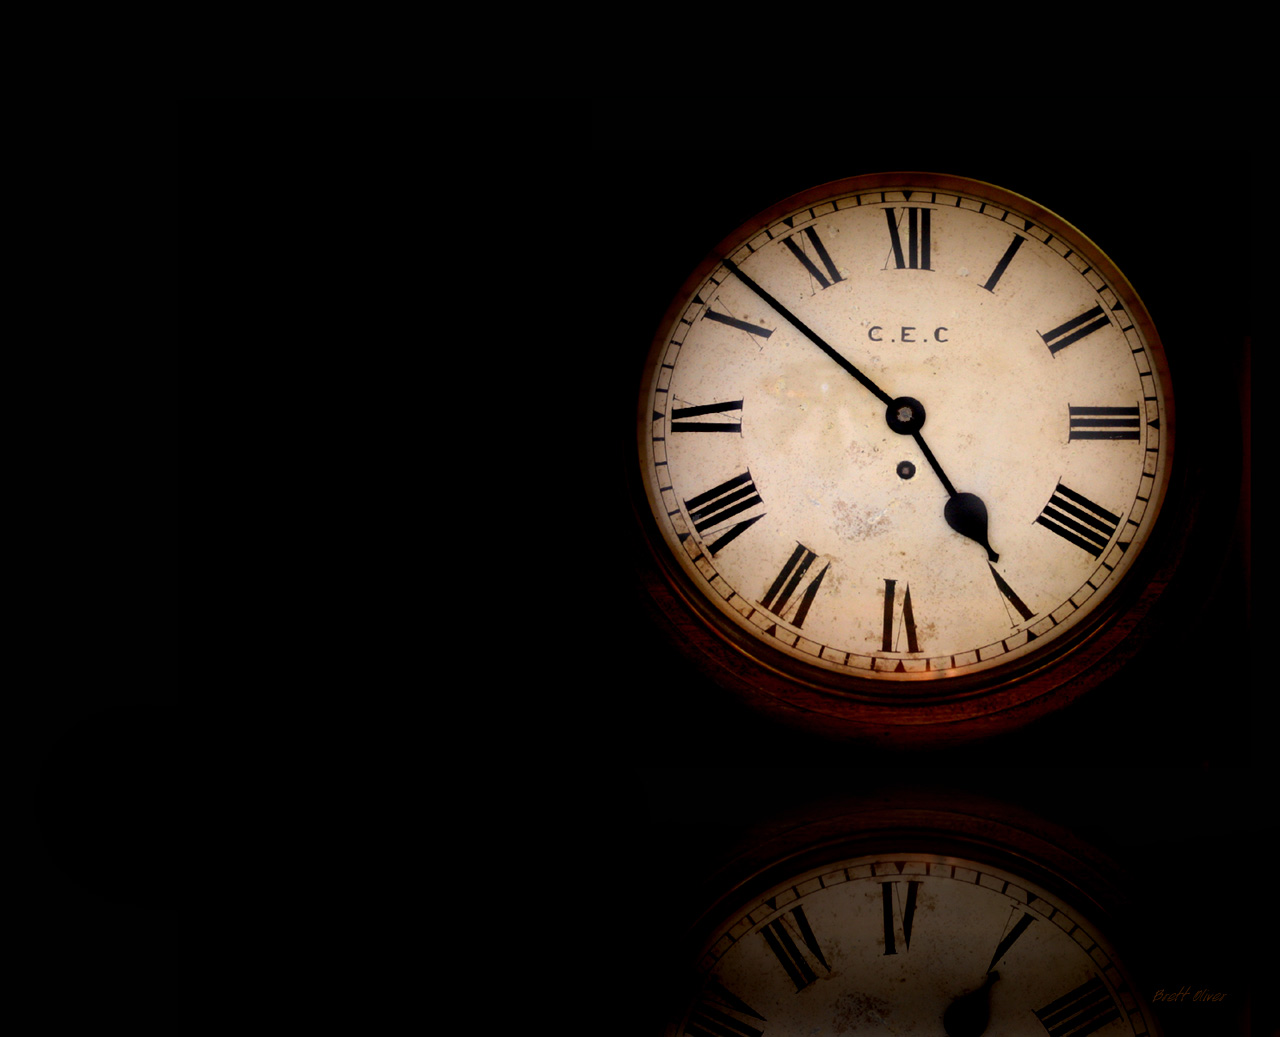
xmin=1068 ymin=405 xmax=1141 ymax=440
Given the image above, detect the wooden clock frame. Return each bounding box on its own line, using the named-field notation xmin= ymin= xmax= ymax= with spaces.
xmin=628 ymin=171 xmax=1187 ymax=748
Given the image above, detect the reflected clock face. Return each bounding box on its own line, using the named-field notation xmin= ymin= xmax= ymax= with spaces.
xmin=635 ymin=171 xmax=1174 ymax=738
xmin=667 ymin=851 xmax=1160 ymax=1037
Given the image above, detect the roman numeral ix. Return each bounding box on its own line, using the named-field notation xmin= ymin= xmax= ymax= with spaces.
xmin=671 ymin=399 xmax=743 ymax=434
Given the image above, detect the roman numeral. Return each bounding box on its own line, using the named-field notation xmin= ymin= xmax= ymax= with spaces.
xmin=1040 ymin=304 xmax=1110 ymax=354
xmin=782 ymin=227 xmax=843 ymax=289
xmin=987 ymin=909 xmax=1035 ymax=972
xmin=685 ymin=980 xmax=766 ymax=1037
xmin=703 ymin=308 xmax=774 ymax=338
xmin=989 ymin=563 xmax=1035 ymax=623
xmin=671 ymin=399 xmax=743 ymax=433
xmin=881 ymin=579 xmax=919 ymax=653
xmin=884 ymin=207 xmax=932 ymax=270
xmin=1034 ymin=976 xmax=1121 ymax=1037
xmin=684 ymin=472 xmax=766 ymax=557
xmin=761 ymin=906 xmax=829 ymax=992
xmin=760 ymin=543 xmax=829 ymax=629
xmin=1036 ymin=483 xmax=1122 ymax=559
xmin=882 ymin=880 xmax=919 ymax=955
xmin=1068 ymin=406 xmax=1141 ymax=441
xmin=980 ymin=234 xmax=1025 ymax=292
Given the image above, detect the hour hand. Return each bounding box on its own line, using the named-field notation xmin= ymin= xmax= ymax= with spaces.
xmin=885 ymin=397 xmax=999 ymax=562
xmin=944 ymin=493 xmax=998 ymax=563
xmin=943 ymin=971 xmax=999 ymax=1037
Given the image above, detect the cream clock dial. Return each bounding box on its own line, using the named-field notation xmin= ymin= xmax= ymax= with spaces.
xmin=637 ymin=172 xmax=1173 ymax=727
xmin=669 ymin=851 xmax=1160 ymax=1037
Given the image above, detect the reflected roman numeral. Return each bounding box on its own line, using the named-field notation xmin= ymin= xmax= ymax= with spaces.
xmin=760 ymin=543 xmax=829 ymax=629
xmin=882 ymin=880 xmax=919 ymax=955
xmin=1034 ymin=976 xmax=1121 ymax=1037
xmin=1069 ymin=405 xmax=1141 ymax=440
xmin=672 ymin=399 xmax=743 ymax=433
xmin=884 ymin=207 xmax=932 ymax=270
xmin=684 ymin=471 xmax=765 ymax=557
xmin=1040 ymin=304 xmax=1110 ymax=354
xmin=685 ymin=980 xmax=766 ymax=1037
xmin=782 ymin=227 xmax=843 ymax=289
xmin=761 ymin=906 xmax=829 ymax=992
xmin=703 ymin=309 xmax=774 ymax=338
xmin=987 ymin=909 xmax=1035 ymax=972
xmin=1036 ymin=483 xmax=1122 ymax=558
xmin=981 ymin=234 xmax=1025 ymax=292
xmin=881 ymin=579 xmax=919 ymax=653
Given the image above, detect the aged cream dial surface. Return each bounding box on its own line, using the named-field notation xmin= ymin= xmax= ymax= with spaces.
xmin=668 ymin=851 xmax=1160 ymax=1037
xmin=638 ymin=172 xmax=1172 ymax=705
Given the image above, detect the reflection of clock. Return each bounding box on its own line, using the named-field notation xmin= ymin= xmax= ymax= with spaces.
xmin=672 ymin=852 xmax=1156 ymax=1037
xmin=634 ymin=171 xmax=1178 ymax=744
xmin=657 ymin=795 xmax=1164 ymax=1037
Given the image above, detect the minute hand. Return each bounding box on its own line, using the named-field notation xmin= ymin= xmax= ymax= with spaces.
xmin=722 ymin=257 xmax=893 ymax=407
xmin=722 ymin=256 xmax=999 ymax=563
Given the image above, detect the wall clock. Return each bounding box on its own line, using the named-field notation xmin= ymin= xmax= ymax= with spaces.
xmin=652 ymin=792 xmax=1168 ymax=1037
xmin=632 ymin=170 xmax=1182 ymax=746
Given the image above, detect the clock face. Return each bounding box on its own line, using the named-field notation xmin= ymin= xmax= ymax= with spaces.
xmin=668 ymin=851 xmax=1159 ymax=1037
xmin=637 ymin=172 xmax=1173 ymax=714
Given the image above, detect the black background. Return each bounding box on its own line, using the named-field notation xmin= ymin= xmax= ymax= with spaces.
xmin=596 ymin=137 xmax=1260 ymax=1036
xmin=26 ymin=105 xmax=1259 ymax=1033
